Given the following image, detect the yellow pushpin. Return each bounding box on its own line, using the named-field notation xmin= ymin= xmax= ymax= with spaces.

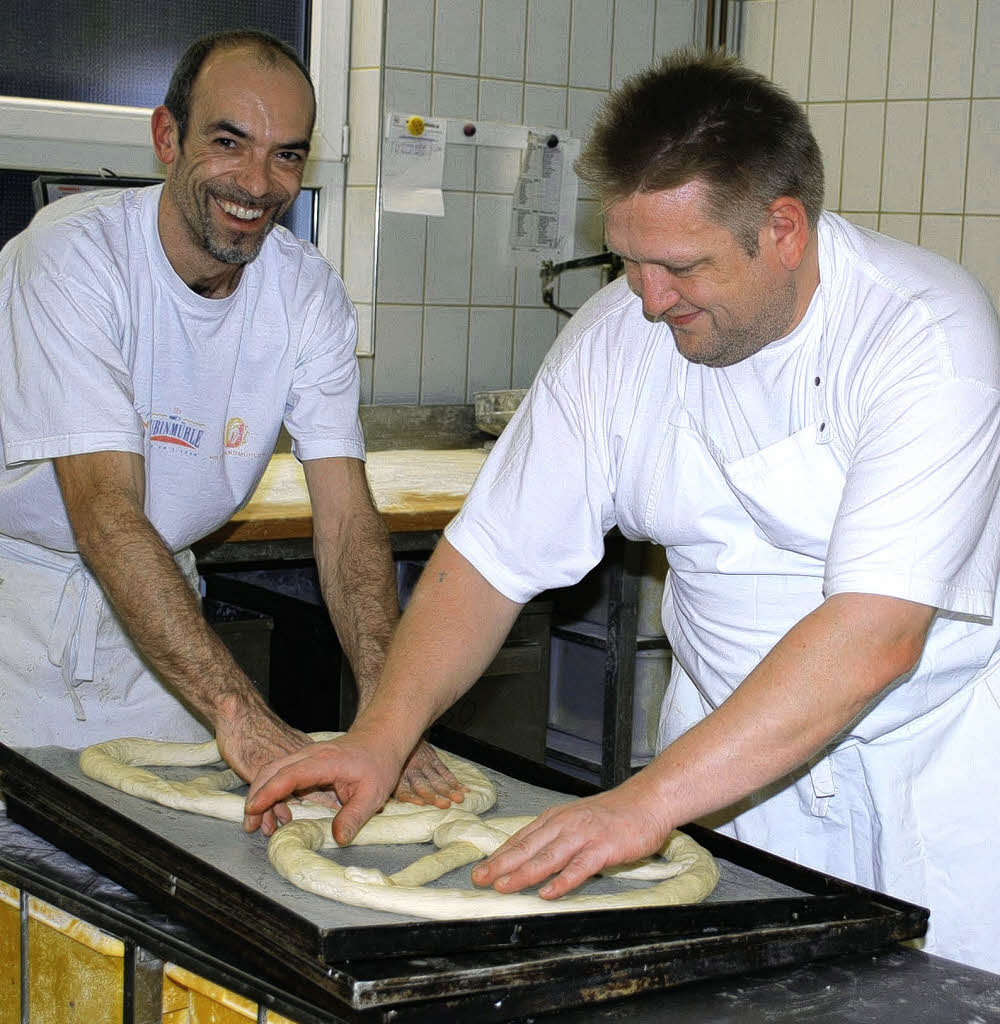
xmin=406 ymin=115 xmax=425 ymax=136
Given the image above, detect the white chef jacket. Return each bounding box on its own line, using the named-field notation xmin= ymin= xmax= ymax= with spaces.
xmin=0 ymin=185 xmax=364 ymax=746
xmin=446 ymin=212 xmax=1000 ymax=971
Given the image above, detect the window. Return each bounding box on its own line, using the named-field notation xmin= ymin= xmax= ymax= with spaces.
xmin=0 ymin=1 xmax=348 ymax=267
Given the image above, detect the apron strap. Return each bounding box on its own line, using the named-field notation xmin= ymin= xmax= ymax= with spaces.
xmin=47 ymin=564 xmax=105 ymax=721
xmin=807 ymin=754 xmax=836 ymax=817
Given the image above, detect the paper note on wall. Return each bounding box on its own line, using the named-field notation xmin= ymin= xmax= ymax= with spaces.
xmin=382 ymin=112 xmax=446 ymax=217
xmin=509 ymin=130 xmax=580 ymax=266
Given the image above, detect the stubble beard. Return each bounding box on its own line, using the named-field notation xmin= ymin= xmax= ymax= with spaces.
xmin=680 ymin=276 xmax=800 ymax=369
xmin=171 ymin=175 xmax=288 ymax=267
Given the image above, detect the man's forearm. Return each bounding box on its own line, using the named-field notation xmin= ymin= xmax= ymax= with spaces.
xmin=55 ymin=452 xmax=270 ymax=727
xmin=347 ymin=538 xmax=523 ymax=762
xmin=314 ymin=501 xmax=398 ymax=709
xmin=636 ymin=592 xmax=935 ymax=831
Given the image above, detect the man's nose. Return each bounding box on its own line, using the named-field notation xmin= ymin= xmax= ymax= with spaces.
xmin=638 ymin=265 xmax=681 ymax=318
xmin=236 ymin=152 xmax=272 ymax=197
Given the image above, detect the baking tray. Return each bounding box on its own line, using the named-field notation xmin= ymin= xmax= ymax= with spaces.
xmin=0 ymin=737 xmax=928 ymax=1021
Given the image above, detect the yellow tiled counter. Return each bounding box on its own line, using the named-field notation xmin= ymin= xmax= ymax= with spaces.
xmin=24 ymin=895 xmax=124 ymax=1024
xmin=163 ymin=963 xmax=298 ymax=1023
xmin=0 ymin=881 xmax=20 ymax=1024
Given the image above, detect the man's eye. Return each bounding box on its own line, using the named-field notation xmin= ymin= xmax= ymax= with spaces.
xmin=215 ymin=138 xmax=237 ymax=148
xmin=277 ymin=151 xmax=304 ymax=162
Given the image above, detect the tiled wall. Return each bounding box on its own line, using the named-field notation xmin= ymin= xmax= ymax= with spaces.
xmin=345 ymin=0 xmax=711 ymax=405
xmin=741 ymin=0 xmax=1000 ymax=309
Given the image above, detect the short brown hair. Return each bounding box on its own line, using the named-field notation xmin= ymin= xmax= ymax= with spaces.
xmin=575 ymin=49 xmax=824 ymax=255
xmin=164 ymin=30 xmax=316 ymax=145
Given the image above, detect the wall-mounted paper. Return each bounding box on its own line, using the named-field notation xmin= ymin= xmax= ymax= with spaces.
xmin=509 ymin=130 xmax=580 ymax=266
xmin=381 ymin=112 xmax=446 ymax=217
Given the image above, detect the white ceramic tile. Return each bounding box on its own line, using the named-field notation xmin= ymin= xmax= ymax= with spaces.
xmin=809 ymin=0 xmax=851 ymax=102
xmin=513 ymin=308 xmax=560 ymax=385
xmin=526 ymin=0 xmax=572 ymax=84
xmin=840 ymin=102 xmax=885 ymax=211
xmin=611 ymin=0 xmax=656 ymax=89
xmin=425 ymin=192 xmax=474 ymax=304
xmin=973 ymin=0 xmax=1000 ymax=97
xmin=468 ymin=308 xmax=514 ymax=396
xmin=568 ymin=87 xmax=607 ymax=140
xmin=739 ymin=1 xmax=776 ymax=78
xmin=350 ymin=0 xmax=384 ymax=69
xmin=442 ymin=145 xmax=477 ymax=191
xmin=557 ymin=200 xmax=609 ymax=306
xmin=847 ymin=0 xmax=891 ymax=100
xmin=887 ymin=0 xmax=933 ymax=98
xmin=373 ymin=305 xmax=423 ymax=403
xmin=482 ymin=0 xmax=529 ymax=79
xmin=347 ymin=68 xmax=381 ymax=187
xmin=922 ymin=99 xmax=970 ymax=213
xmin=654 ymin=0 xmax=700 ymax=54
xmin=569 ymin=0 xmax=613 ymax=88
xmin=472 ymin=195 xmax=517 ymax=303
xmin=918 ymin=214 xmax=963 ymax=260
xmin=961 ymin=217 xmax=1000 ymax=308
xmin=476 ymin=146 xmax=524 ymax=193
xmin=806 ymin=103 xmax=845 ymax=211
xmin=421 ymin=306 xmax=470 ymax=403
xmin=929 ymin=0 xmax=976 ymax=97
xmin=357 ymin=352 xmax=374 ymax=402
xmin=431 ymin=75 xmax=478 ymax=119
xmin=568 ymin=88 xmax=608 ymax=200
xmin=846 ymin=212 xmax=879 ymax=230
xmin=343 ymin=187 xmax=377 ymax=303
xmin=555 ymin=265 xmax=604 ymax=310
xmin=383 ymin=70 xmax=432 ymax=116
xmin=376 ymin=211 xmax=427 ymax=303
xmin=771 ymin=0 xmax=812 ymax=101
xmin=966 ymin=100 xmax=1000 ymax=214
xmin=385 ymin=0 xmax=434 ymax=70
xmin=878 ymin=213 xmax=920 ymax=243
xmin=479 ymin=79 xmax=525 ymax=122
xmin=880 ymin=101 xmax=926 ymax=212
xmin=524 ymin=84 xmax=568 ymax=127
xmin=434 ymin=0 xmax=482 ymax=75
xmin=516 ymin=263 xmax=547 ymax=306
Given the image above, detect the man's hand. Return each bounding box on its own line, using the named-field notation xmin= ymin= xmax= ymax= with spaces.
xmin=243 ymin=730 xmax=401 ymax=844
xmin=393 ymin=739 xmax=467 ymax=808
xmin=471 ymin=784 xmax=673 ymax=899
xmin=212 ymin=702 xmax=341 ymax=835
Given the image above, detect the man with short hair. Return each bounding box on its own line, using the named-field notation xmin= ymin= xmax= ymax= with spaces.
xmin=246 ymin=51 xmax=1000 ymax=970
xmin=0 ymin=30 xmax=457 ymax=810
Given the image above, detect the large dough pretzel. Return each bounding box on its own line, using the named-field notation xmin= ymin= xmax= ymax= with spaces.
xmin=79 ymin=734 xmax=718 ymax=919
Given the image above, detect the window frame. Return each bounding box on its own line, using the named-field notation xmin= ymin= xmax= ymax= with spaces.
xmin=0 ymin=0 xmax=349 ymax=282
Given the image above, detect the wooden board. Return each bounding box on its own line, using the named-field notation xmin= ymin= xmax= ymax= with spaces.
xmin=205 ymin=449 xmax=488 ymax=543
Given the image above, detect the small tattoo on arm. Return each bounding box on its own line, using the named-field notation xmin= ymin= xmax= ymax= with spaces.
xmin=437 ymin=571 xmax=448 ymax=583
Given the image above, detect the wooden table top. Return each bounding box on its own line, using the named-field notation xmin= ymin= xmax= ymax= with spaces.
xmin=205 ymin=449 xmax=489 ymax=543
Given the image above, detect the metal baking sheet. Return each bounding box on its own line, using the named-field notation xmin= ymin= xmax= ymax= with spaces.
xmin=0 ymin=739 xmax=929 ymax=1021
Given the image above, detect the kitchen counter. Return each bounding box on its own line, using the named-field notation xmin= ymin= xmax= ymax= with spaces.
xmin=205 ymin=448 xmax=489 ymax=543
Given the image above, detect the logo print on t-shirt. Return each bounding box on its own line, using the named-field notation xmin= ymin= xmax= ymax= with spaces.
xmin=149 ymin=413 xmax=205 ymax=450
xmin=224 ymin=417 xmax=250 ymax=449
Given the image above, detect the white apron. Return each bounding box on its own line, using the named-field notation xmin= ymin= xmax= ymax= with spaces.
xmin=622 ymin=356 xmax=1000 ymax=973
xmin=0 ymin=535 xmax=211 ymax=749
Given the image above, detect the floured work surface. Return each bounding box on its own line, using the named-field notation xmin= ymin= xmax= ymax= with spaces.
xmin=0 ymin=742 xmax=929 ymax=1021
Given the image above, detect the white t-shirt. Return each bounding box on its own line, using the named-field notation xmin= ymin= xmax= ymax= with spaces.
xmin=0 ymin=185 xmax=364 ymax=553
xmin=447 ymin=212 xmax=1000 ymax=739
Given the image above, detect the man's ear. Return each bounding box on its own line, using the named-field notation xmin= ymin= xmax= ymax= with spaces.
xmin=151 ymin=106 xmax=180 ymax=166
xmin=763 ymin=196 xmax=811 ymax=271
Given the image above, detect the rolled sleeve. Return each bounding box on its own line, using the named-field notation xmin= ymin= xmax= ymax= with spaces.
xmin=446 ymin=371 xmax=615 ymax=604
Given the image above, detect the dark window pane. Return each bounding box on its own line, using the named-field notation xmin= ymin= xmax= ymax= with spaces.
xmin=0 ymin=171 xmax=316 ymax=252
xmin=3 ymin=1 xmax=309 ymax=108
